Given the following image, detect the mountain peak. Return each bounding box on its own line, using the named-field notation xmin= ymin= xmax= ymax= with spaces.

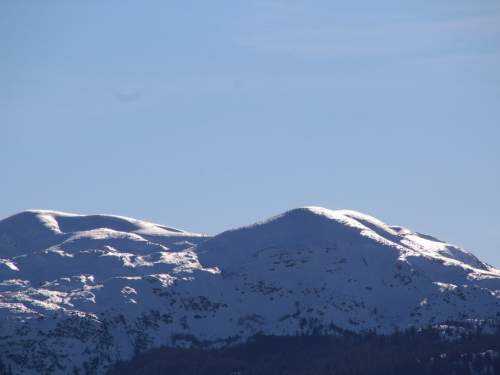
xmin=198 ymin=206 xmax=493 ymax=274
xmin=0 ymin=209 xmax=209 ymax=259
xmin=246 ymin=206 xmax=396 ymax=235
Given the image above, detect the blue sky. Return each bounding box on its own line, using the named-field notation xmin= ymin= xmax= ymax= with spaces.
xmin=1 ymin=1 xmax=499 ymax=267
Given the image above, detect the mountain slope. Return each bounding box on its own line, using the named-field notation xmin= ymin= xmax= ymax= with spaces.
xmin=0 ymin=207 xmax=499 ymax=374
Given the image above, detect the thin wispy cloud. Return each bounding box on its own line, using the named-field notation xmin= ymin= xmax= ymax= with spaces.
xmin=233 ymin=4 xmax=500 ymax=63
xmin=417 ymin=52 xmax=500 ymax=69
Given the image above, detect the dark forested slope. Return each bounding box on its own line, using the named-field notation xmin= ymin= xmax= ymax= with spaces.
xmin=107 ymin=325 xmax=500 ymax=375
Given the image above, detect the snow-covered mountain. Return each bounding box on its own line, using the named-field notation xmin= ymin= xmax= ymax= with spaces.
xmin=1 ymin=207 xmax=499 ymax=374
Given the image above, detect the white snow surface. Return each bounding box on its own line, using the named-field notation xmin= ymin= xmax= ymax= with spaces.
xmin=0 ymin=207 xmax=499 ymax=374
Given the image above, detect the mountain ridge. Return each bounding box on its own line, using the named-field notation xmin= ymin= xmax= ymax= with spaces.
xmin=0 ymin=207 xmax=499 ymax=374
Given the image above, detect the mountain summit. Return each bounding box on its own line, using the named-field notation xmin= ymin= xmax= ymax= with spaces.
xmin=1 ymin=207 xmax=499 ymax=374
xmin=199 ymin=207 xmax=487 ymax=271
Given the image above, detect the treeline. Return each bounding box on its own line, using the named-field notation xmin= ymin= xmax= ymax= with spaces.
xmin=106 ymin=325 xmax=500 ymax=375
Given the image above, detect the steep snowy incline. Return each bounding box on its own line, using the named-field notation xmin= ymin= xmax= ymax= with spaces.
xmin=338 ymin=209 xmax=491 ymax=271
xmin=196 ymin=206 xmax=500 ymax=334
